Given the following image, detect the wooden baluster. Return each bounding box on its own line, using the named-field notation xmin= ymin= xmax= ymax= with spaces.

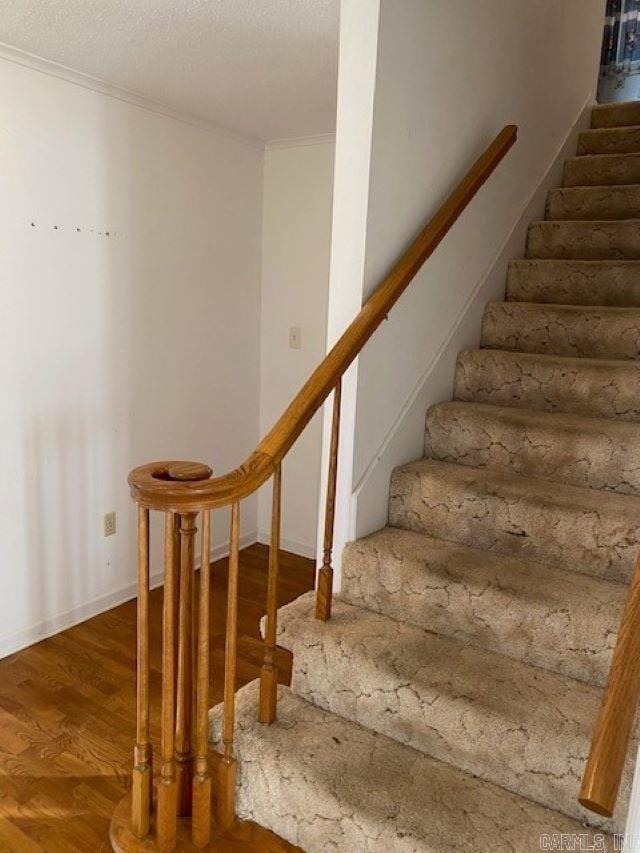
xmin=131 ymin=506 xmax=152 ymax=838
xmin=218 ymin=502 xmax=240 ymax=829
xmin=157 ymin=512 xmax=178 ymax=851
xmin=259 ymin=465 xmax=282 ymax=724
xmin=175 ymin=512 xmax=197 ymax=817
xmin=192 ymin=509 xmax=212 ymax=847
xmin=316 ymin=378 xmax=341 ymax=621
xmin=172 ymin=513 xmax=181 ymax=696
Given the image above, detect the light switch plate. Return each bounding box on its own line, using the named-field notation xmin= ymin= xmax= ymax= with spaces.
xmin=289 ymin=326 xmax=302 ymax=349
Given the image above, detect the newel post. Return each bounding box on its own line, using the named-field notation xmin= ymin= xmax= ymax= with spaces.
xmin=111 ymin=461 xmax=221 ymax=853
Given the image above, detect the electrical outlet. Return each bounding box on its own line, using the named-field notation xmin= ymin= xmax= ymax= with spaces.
xmin=289 ymin=326 xmax=302 ymax=349
xmin=104 ymin=511 xmax=117 ymax=537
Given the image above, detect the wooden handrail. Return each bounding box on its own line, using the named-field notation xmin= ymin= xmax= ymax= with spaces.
xmin=128 ymin=124 xmax=517 ymax=512
xmin=580 ymin=554 xmax=640 ymax=817
xmin=115 ymin=124 xmax=518 ymax=849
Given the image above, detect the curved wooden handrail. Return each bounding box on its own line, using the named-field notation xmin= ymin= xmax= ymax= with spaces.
xmin=580 ymin=554 xmax=640 ymax=817
xmin=129 ymin=124 xmax=517 ymax=512
xmin=120 ymin=125 xmax=518 ymax=843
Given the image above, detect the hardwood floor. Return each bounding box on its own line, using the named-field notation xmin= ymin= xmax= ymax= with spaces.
xmin=0 ymin=544 xmax=315 ymax=852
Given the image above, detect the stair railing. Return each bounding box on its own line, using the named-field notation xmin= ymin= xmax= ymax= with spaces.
xmin=112 ymin=124 xmax=517 ymax=850
xmin=580 ymin=555 xmax=640 ymax=818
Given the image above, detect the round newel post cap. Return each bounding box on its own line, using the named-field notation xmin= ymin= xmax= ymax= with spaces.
xmin=150 ymin=461 xmax=213 ymax=482
xmin=128 ymin=460 xmax=214 ymax=512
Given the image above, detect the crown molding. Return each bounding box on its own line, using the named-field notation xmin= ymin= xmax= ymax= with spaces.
xmin=0 ymin=40 xmax=265 ymax=149
xmin=265 ymin=132 xmax=336 ymax=151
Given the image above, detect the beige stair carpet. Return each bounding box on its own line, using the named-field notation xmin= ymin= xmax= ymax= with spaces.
xmin=341 ymin=527 xmax=622 ymax=686
xmin=563 ymin=153 xmax=640 ymax=187
xmin=424 ymin=401 xmax=640 ymax=495
xmin=211 ymin=683 xmax=616 ymax=853
xmin=546 ymin=185 xmax=640 ymax=220
xmin=211 ymin=99 xmax=640 ymax=851
xmin=578 ymin=126 xmax=640 ymax=155
xmin=455 ymin=348 xmax=640 ymax=421
xmin=273 ymin=592 xmax=632 ymax=832
xmin=481 ymin=302 xmax=640 ymax=359
xmin=505 ymin=259 xmax=640 ymax=305
xmin=526 ymin=219 xmax=640 ymax=259
xmin=389 ymin=459 xmax=640 ymax=583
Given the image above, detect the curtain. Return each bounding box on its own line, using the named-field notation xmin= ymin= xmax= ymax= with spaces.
xmin=600 ymin=0 xmax=640 ymax=85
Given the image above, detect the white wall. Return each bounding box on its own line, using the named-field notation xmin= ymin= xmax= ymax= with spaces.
xmin=325 ymin=0 xmax=604 ymax=583
xmin=316 ymin=0 xmax=381 ymax=574
xmin=0 ymin=56 xmax=264 ymax=656
xmin=258 ymin=140 xmax=335 ymax=556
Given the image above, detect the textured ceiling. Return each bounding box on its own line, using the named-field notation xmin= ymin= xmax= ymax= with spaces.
xmin=0 ymin=0 xmax=339 ymax=141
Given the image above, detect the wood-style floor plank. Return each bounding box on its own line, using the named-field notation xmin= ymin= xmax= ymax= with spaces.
xmin=0 ymin=544 xmax=314 ymax=851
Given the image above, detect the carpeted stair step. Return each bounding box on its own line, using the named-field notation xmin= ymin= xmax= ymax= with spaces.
xmin=274 ymin=593 xmax=631 ymax=832
xmin=454 ymin=349 xmax=640 ymax=421
xmin=591 ymin=101 xmax=640 ymax=129
xmin=209 ymin=681 xmax=614 ymax=853
xmin=563 ymin=153 xmax=640 ymax=187
xmin=506 ymin=259 xmax=640 ymax=306
xmin=481 ymin=302 xmax=640 ymax=360
xmin=341 ymin=526 xmax=623 ymax=687
xmin=546 ymin=185 xmax=640 ymax=220
xmin=527 ymin=219 xmax=640 ymax=259
xmin=388 ymin=459 xmax=640 ymax=583
xmin=578 ymin=125 xmax=640 ymax=155
xmin=424 ymin=400 xmax=640 ymax=496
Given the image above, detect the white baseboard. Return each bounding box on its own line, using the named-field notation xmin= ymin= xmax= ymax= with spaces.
xmin=206 ymin=530 xmax=258 ymax=566
xmin=0 ymin=529 xmax=258 ymax=660
xmin=256 ymin=531 xmax=317 ymax=560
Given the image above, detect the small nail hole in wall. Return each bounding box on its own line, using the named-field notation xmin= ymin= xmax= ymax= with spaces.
xmin=28 ymin=224 xmax=114 ymax=235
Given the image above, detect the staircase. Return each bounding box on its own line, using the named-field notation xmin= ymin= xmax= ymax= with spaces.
xmin=208 ymin=102 xmax=640 ymax=852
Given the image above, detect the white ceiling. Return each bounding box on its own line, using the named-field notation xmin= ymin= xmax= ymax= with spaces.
xmin=0 ymin=0 xmax=340 ymax=142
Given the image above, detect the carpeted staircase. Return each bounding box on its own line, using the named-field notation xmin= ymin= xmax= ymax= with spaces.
xmin=211 ymin=101 xmax=640 ymax=851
